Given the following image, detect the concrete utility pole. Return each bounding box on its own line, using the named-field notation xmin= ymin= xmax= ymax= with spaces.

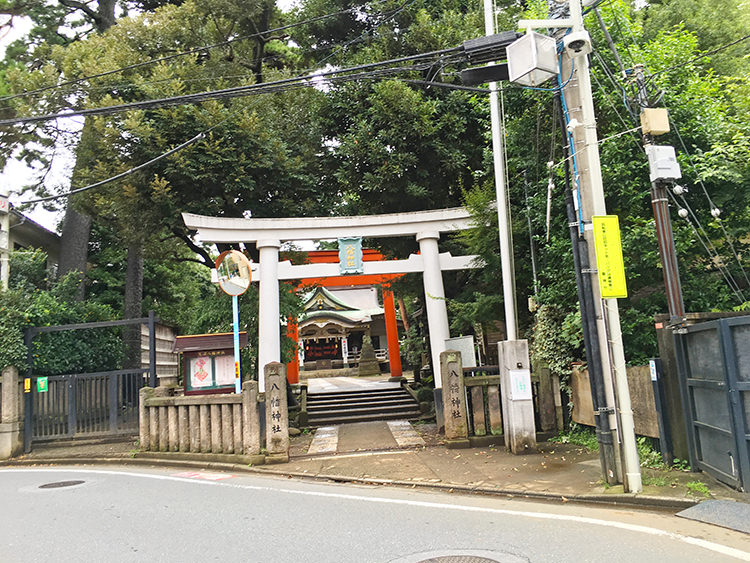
xmin=558 ymin=0 xmax=642 ymax=492
xmin=0 ymin=185 xmax=10 ymax=291
xmin=518 ymin=0 xmax=642 ymax=491
xmin=483 ymin=0 xmax=518 ymax=341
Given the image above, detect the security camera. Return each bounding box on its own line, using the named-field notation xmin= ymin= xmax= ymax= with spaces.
xmin=563 ymin=31 xmax=592 ymax=57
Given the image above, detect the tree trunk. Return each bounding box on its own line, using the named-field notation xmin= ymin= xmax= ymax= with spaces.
xmin=123 ymin=240 xmax=144 ymax=369
xmin=58 ymin=204 xmax=91 ymax=301
xmin=56 ymin=0 xmax=118 ymax=300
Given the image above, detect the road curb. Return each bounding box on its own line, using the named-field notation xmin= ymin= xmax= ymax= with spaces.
xmin=0 ymin=455 xmax=699 ymax=511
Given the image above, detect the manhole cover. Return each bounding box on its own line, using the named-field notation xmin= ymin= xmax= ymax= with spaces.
xmin=38 ymin=480 xmax=85 ymax=489
xmin=418 ymin=558 xmax=499 ymax=563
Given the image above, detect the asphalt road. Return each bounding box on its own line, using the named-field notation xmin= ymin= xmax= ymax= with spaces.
xmin=1 ymin=466 xmax=749 ymax=562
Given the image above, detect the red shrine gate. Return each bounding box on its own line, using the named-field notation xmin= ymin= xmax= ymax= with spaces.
xmin=285 ymin=249 xmax=404 ymax=384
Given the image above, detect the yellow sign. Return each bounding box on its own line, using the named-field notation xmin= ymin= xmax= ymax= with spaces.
xmin=592 ymin=215 xmax=628 ymax=299
xmin=24 ymin=378 xmax=31 ymax=393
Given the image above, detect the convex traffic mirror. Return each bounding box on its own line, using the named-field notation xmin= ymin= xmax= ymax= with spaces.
xmin=215 ymin=250 xmax=252 ymax=296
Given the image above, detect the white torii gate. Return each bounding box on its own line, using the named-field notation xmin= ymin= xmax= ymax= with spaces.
xmin=182 ymin=207 xmax=480 ymax=392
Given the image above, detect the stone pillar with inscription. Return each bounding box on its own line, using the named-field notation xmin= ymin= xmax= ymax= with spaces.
xmin=440 ymin=350 xmax=469 ymax=447
xmin=264 ymin=362 xmax=289 ymax=462
xmin=498 ymin=340 xmax=537 ymax=454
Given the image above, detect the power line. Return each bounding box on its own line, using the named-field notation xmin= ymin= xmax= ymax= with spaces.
xmin=0 ymin=48 xmax=461 ymax=126
xmin=669 ymin=190 xmax=746 ymax=304
xmin=0 ymin=1 xmax=400 ymax=104
xmin=646 ymin=34 xmax=750 ymax=83
xmin=13 ymin=118 xmax=228 ymax=205
xmin=669 ymin=119 xmax=750 ymax=288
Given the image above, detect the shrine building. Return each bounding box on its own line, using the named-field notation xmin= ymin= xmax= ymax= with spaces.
xmin=288 ymin=249 xmax=405 ymax=377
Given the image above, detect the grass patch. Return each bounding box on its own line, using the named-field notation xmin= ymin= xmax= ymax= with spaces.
xmin=637 ymin=436 xmax=667 ymax=469
xmin=686 ymin=480 xmax=711 ymax=498
xmin=642 ymin=474 xmax=670 ymax=487
xmin=551 ymin=425 xmax=599 ymax=451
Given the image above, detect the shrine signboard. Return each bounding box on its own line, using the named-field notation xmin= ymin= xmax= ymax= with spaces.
xmin=338 ymin=237 xmax=363 ymax=275
xmin=174 ymin=332 xmax=249 ymax=395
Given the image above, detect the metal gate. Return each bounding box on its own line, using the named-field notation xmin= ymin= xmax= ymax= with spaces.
xmin=674 ymin=316 xmax=750 ymax=491
xmin=24 ymin=314 xmax=159 ymax=452
xmin=29 ymin=369 xmax=148 ymax=442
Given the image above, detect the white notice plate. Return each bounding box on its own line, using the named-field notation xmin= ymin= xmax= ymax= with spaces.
xmin=509 ymin=369 xmax=532 ymax=401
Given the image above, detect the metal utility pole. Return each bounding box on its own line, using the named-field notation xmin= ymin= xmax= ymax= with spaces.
xmin=483 ymin=0 xmax=518 ymax=340
xmin=633 ymin=65 xmax=686 ymax=324
xmin=0 ymin=185 xmax=10 ymax=291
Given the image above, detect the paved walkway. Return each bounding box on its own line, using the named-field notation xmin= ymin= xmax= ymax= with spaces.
xmin=307 ymin=377 xmax=401 ymax=393
xmin=307 ymin=421 xmax=425 ymax=454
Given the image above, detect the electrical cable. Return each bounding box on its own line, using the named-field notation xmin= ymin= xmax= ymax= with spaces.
xmin=556 ymin=55 xmax=584 ymax=235
xmin=588 ymin=3 xmax=749 ymax=302
xmin=313 ymin=0 xmax=418 ymax=68
xmin=669 ymin=191 xmax=746 ymax=303
xmin=13 ymin=118 xmax=228 ymax=205
xmin=645 ymin=34 xmax=750 ymax=84
xmin=0 ymin=51 xmax=460 ymax=126
xmin=670 ymin=120 xmax=750 ymax=288
xmin=671 ymin=189 xmax=746 ymax=300
xmin=0 ymin=0 xmax=406 ymax=104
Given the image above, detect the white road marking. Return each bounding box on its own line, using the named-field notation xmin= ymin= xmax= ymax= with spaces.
xmin=307 ymin=425 xmax=339 ymax=454
xmin=171 ymin=471 xmax=234 ymax=480
xmin=387 ymin=420 xmax=426 ymax=447
xmin=4 ymin=467 xmax=750 ymax=561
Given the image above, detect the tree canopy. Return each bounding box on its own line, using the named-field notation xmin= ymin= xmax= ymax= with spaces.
xmin=1 ymin=0 xmax=748 ymax=377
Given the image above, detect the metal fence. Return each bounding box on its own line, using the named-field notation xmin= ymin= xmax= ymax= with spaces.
xmin=24 ymin=313 xmax=158 ymax=452
xmin=30 ymin=369 xmax=147 ymax=441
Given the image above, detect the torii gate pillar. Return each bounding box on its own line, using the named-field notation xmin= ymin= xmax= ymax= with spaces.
xmin=257 ymin=239 xmax=281 ymax=391
xmin=417 ymin=232 xmax=450 ymax=389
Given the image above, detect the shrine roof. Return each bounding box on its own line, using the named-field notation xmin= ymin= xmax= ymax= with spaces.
xmin=173 ymin=331 xmax=249 ymax=353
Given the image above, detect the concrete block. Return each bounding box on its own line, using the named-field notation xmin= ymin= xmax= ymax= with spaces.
xmin=189 ymin=405 xmax=200 ymax=453
xmin=221 ymin=404 xmax=233 ymax=454
xmin=498 ymin=340 xmax=537 ymax=454
xmin=178 ymin=405 xmax=189 ymax=452
xmin=139 ymin=387 xmax=155 ymax=450
xmin=210 ymin=404 xmax=221 ymax=453
xmin=1 ymin=366 xmax=20 ymax=423
xmin=242 ymin=381 xmax=260 ymax=455
xmin=168 ymin=406 xmax=178 ymax=452
xmin=0 ymin=421 xmax=23 ymax=459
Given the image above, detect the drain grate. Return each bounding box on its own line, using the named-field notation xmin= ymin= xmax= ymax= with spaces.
xmin=38 ymin=480 xmax=85 ymax=489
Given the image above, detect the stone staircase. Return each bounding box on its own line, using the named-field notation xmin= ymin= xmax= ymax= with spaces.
xmin=306 ymin=386 xmax=421 ymax=427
